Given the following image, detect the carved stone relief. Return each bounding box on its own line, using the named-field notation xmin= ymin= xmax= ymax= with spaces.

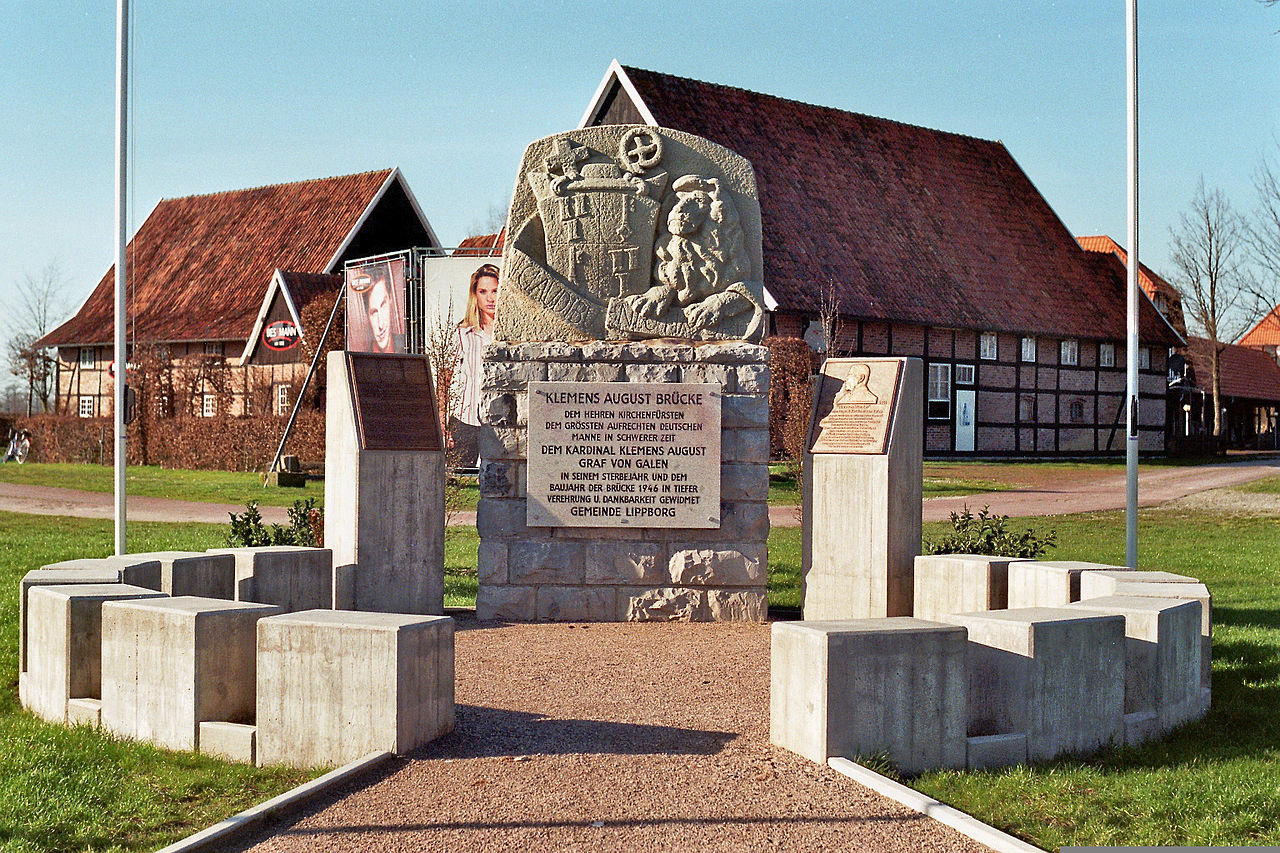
xmin=495 ymin=126 xmax=765 ymax=344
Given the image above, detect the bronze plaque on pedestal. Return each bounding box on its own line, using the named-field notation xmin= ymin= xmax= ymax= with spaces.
xmin=346 ymin=353 xmax=442 ymax=451
xmin=808 ymin=359 xmax=903 ymax=455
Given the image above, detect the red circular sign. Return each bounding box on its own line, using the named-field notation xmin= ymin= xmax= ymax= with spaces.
xmin=262 ymin=320 xmax=301 ymax=351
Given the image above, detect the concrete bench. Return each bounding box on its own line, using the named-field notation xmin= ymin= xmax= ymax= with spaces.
xmin=44 ymin=555 xmax=163 ymax=590
xmin=912 ymin=554 xmax=1021 ymax=621
xmin=123 ymin=551 xmax=235 ymax=599
xmin=22 ymin=583 xmax=166 ymax=723
xmin=937 ymin=607 xmax=1125 ymax=764
xmin=256 ymin=610 xmax=455 ymax=768
xmin=1007 ymin=560 xmax=1128 ymax=608
xmin=20 ymin=566 xmax=124 ymax=678
xmin=770 ymin=618 xmax=967 ymax=774
xmin=1097 ymin=579 xmax=1213 ymax=699
xmin=1065 ymin=595 xmax=1203 ymax=742
xmin=206 ymin=546 xmax=333 ymax=611
xmin=101 ymin=596 xmax=282 ymax=750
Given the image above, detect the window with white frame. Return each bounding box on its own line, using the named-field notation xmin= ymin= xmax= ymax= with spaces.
xmin=201 ymin=394 xmax=217 ymax=418
xmin=955 ymin=363 xmax=975 ymax=385
xmin=927 ymin=363 xmax=951 ymax=419
xmin=1021 ymin=336 xmax=1036 ymax=362
xmin=1139 ymin=347 xmax=1151 ymax=370
xmin=203 ymin=342 xmax=224 ymax=357
xmin=79 ymin=347 xmax=96 ymax=368
xmin=1019 ymin=394 xmax=1036 ymax=422
xmin=1060 ymin=339 xmax=1079 ymax=366
xmin=1099 ymin=342 xmax=1116 ymax=367
xmin=275 ymin=384 xmax=289 ymax=417
xmin=979 ymin=332 xmax=998 ymax=361
xmin=78 ymin=397 xmax=95 ymax=418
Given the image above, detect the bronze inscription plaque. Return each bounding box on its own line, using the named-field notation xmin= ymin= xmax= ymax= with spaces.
xmin=347 ymin=353 xmax=442 ymax=451
xmin=808 ymin=359 xmax=902 ymax=454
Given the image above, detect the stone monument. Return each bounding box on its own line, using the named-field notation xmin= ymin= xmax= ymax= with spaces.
xmin=477 ymin=125 xmax=770 ymax=622
xmin=325 ymin=352 xmax=445 ymax=615
xmin=802 ymin=357 xmax=923 ymax=619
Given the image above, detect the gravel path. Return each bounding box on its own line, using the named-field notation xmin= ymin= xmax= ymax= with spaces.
xmin=232 ymin=620 xmax=990 ymax=853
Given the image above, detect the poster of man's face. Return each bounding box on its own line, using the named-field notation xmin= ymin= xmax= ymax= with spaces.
xmin=345 ymin=258 xmax=407 ymax=354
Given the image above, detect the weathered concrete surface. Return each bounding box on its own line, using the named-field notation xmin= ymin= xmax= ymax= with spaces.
xmin=1101 ymin=580 xmax=1213 ymax=690
xmin=199 ymin=721 xmax=257 ymax=764
xmin=1006 ymin=560 xmax=1128 ymax=608
xmin=101 ymin=596 xmax=281 ymax=751
xmin=256 ymin=610 xmax=455 ymax=768
xmin=19 ymin=566 xmax=122 ymax=674
xmin=966 ymin=733 xmax=1028 ymax=770
xmin=770 ymin=617 xmax=966 ymax=774
xmin=325 ymin=351 xmax=444 ymax=615
xmin=206 ymin=545 xmax=333 ymax=612
xmin=23 ymin=583 xmax=166 ymax=723
xmin=120 ymin=550 xmax=235 ymax=599
xmin=803 ymin=358 xmax=922 ymax=620
xmin=66 ymin=697 xmax=102 ymax=727
xmin=937 ymin=607 xmax=1125 ymax=763
xmin=46 ymin=555 xmax=162 ymax=590
xmin=1066 ymin=595 xmax=1203 ymax=734
xmin=912 ymin=554 xmax=1021 ymax=621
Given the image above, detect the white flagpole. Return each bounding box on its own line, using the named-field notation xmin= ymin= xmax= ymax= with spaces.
xmin=1125 ymin=0 xmax=1139 ymax=568
xmin=114 ymin=0 xmax=129 ymax=555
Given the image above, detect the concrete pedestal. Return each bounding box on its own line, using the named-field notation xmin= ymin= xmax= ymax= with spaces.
xmin=101 ymin=596 xmax=282 ymax=750
xmin=1098 ymin=579 xmax=1213 ymax=691
xmin=325 ymin=351 xmax=444 ymax=615
xmin=770 ymin=617 xmax=966 ymax=774
xmin=802 ymin=358 xmax=922 ymax=620
xmin=121 ymin=550 xmax=235 ymax=599
xmin=1007 ymin=560 xmax=1127 ymax=608
xmin=912 ymin=553 xmax=1020 ymax=621
xmin=256 ymin=610 xmax=455 ymax=768
xmin=20 ymin=566 xmax=124 ymax=674
xmin=207 ymin=545 xmax=333 ymax=611
xmin=937 ymin=607 xmax=1125 ymax=762
xmin=23 ymin=583 xmax=166 ymax=723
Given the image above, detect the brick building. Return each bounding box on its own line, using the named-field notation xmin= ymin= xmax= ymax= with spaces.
xmin=580 ymin=62 xmax=1182 ymax=455
xmin=38 ymin=169 xmax=437 ymax=418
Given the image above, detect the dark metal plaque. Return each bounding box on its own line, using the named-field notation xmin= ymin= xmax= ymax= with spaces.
xmin=347 ymin=353 xmax=442 ymax=451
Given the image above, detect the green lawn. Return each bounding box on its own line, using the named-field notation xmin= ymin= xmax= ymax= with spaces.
xmin=766 ymin=463 xmax=1013 ymax=506
xmin=0 ymin=463 xmax=324 ymax=508
xmin=1234 ymin=474 xmax=1280 ymax=495
xmin=0 ymin=513 xmax=318 ymax=852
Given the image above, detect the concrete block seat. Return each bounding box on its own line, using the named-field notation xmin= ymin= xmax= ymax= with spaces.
xmin=19 ymin=565 xmax=125 ymax=680
xmin=101 ymin=596 xmax=282 ymax=750
xmin=770 ymin=617 xmax=967 ymax=774
xmin=256 ymin=610 xmax=455 ymax=768
xmin=912 ymin=554 xmax=1022 ymax=621
xmin=1088 ymin=577 xmax=1213 ymax=695
xmin=1065 ymin=595 xmax=1204 ymax=742
xmin=937 ymin=607 xmax=1125 ymax=765
xmin=1007 ymin=560 xmax=1128 ymax=608
xmin=205 ymin=545 xmax=333 ymax=611
xmin=116 ymin=550 xmax=235 ymax=599
xmin=22 ymin=583 xmax=166 ymax=723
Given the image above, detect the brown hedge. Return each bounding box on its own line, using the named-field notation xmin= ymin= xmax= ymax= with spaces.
xmin=765 ymin=336 xmax=819 ymax=460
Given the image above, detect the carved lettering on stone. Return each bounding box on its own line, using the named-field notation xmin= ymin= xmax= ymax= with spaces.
xmin=496 ymin=126 xmax=766 ymax=344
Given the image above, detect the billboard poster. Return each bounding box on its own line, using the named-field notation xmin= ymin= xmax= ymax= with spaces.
xmin=345 ymin=257 xmax=407 ymax=354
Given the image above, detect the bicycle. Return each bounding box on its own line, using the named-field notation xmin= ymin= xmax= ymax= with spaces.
xmin=2 ymin=427 xmax=31 ymax=464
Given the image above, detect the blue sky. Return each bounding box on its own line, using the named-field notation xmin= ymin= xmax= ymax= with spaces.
xmin=3 ymin=0 xmax=1277 ymax=350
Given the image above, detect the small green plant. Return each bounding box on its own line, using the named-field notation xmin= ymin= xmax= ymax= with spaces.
xmin=923 ymin=504 xmax=1056 ymax=558
xmin=226 ymin=498 xmax=322 ymax=547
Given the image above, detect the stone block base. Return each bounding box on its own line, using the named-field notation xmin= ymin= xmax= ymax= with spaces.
xmin=125 ymin=551 xmax=236 ymax=599
xmin=1007 ymin=560 xmax=1127 ymax=608
xmin=207 ymin=546 xmax=333 ymax=612
xmin=966 ymin=733 xmax=1027 ymax=769
xmin=256 ymin=610 xmax=454 ymax=768
xmin=200 ymin=721 xmax=257 ymax=763
xmin=770 ymin=618 xmax=967 ymax=774
xmin=912 ymin=553 xmax=1020 ymax=621
xmin=67 ymin=698 xmax=103 ymax=727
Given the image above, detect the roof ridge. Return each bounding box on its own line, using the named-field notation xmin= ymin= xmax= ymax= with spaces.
xmin=619 ymin=64 xmax=1005 ymax=149
xmin=158 ymin=167 xmax=395 ymax=203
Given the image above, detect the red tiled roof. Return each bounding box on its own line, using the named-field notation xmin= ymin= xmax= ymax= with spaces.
xmin=454 ymin=232 xmax=505 ymax=256
xmin=1239 ymin=305 xmax=1280 ymax=348
xmin=279 ymin=271 xmax=342 ymax=314
xmin=1077 ymin=235 xmax=1186 ymax=335
xmin=616 ymin=66 xmax=1180 ymax=346
xmin=1184 ymin=335 xmax=1280 ymax=401
xmin=38 ymin=169 xmax=395 ymax=347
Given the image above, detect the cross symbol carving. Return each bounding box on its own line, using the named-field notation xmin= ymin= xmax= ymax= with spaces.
xmin=544 ymin=139 xmax=590 ymax=183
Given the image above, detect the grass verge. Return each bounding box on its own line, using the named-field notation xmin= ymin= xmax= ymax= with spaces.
xmin=0 ymin=463 xmax=324 ymax=508
xmin=767 ymin=462 xmax=1013 ymax=505
xmin=0 ymin=513 xmax=319 ymax=852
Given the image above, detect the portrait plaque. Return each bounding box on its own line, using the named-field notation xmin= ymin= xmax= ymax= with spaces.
xmin=527 ymin=381 xmax=721 ymax=528
xmin=346 ymin=353 xmax=442 ymax=451
xmin=808 ymin=359 xmax=903 ymax=454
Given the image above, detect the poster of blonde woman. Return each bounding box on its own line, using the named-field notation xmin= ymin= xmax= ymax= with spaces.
xmin=345 ymin=257 xmax=407 ymax=354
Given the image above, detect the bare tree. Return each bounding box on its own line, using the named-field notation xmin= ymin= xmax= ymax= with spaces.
xmin=1248 ymin=142 xmax=1280 ymax=301
xmin=465 ymin=203 xmax=508 ymax=240
xmin=6 ymin=261 xmax=70 ymax=415
xmin=1169 ymin=180 xmax=1261 ymax=436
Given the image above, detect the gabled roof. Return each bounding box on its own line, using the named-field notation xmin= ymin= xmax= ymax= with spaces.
xmin=1184 ymin=335 xmax=1280 ymax=402
xmin=239 ymin=270 xmax=342 ymax=364
xmin=581 ymin=62 xmax=1180 ymax=346
xmin=39 ymin=169 xmax=435 ymax=347
xmin=1239 ymin=305 xmax=1280 ymax=348
xmin=1077 ymin=235 xmax=1186 ymax=336
xmin=454 ymin=232 xmax=505 ymax=256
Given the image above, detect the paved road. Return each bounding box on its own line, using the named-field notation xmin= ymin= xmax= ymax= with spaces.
xmin=0 ymin=458 xmax=1276 ymax=526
